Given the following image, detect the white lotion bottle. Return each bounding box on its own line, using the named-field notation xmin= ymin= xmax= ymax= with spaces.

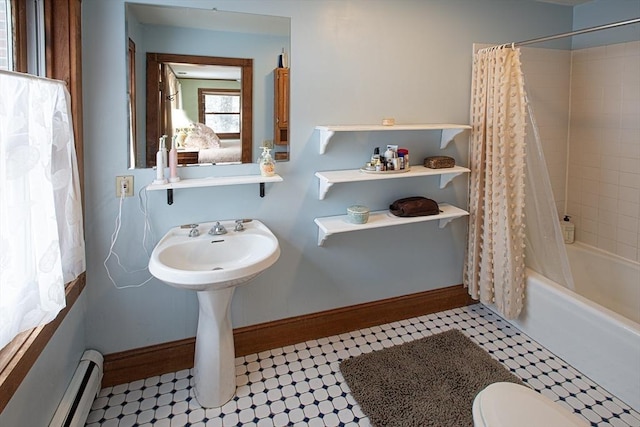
xmin=169 ymin=135 xmax=180 ymax=183
xmin=561 ymin=215 xmax=575 ymax=244
xmin=154 ymin=135 xmax=168 ymax=184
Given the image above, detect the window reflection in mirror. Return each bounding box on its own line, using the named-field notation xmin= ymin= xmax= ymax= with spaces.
xmin=125 ymin=2 xmax=290 ymax=169
xmin=201 ymin=89 xmax=240 ymax=135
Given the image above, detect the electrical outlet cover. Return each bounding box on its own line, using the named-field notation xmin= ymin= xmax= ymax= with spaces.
xmin=116 ymin=176 xmax=134 ymax=197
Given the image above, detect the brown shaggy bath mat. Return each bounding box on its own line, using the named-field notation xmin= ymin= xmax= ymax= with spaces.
xmin=339 ymin=328 xmax=524 ymax=427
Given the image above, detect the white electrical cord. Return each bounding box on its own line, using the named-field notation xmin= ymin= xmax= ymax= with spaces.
xmin=103 ymin=183 xmax=155 ymax=289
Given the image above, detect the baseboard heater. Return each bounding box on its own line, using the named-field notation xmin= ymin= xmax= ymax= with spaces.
xmin=49 ymin=349 xmax=104 ymax=427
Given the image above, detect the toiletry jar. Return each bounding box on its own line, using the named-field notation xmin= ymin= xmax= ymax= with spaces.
xmin=347 ymin=205 xmax=370 ymax=224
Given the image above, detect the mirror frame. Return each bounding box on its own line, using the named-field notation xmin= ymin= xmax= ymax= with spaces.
xmin=145 ymin=53 xmax=253 ymax=167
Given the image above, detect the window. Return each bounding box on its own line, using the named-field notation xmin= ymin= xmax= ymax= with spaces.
xmin=0 ymin=0 xmax=12 ymax=70
xmin=0 ymin=0 xmax=45 ymax=74
xmin=198 ymin=88 xmax=240 ymax=139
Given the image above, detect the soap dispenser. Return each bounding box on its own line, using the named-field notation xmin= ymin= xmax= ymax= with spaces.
xmin=560 ymin=215 xmax=575 ymax=244
xmin=258 ymin=146 xmax=275 ymax=177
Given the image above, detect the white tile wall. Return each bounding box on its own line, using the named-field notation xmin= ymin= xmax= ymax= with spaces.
xmin=520 ymin=47 xmax=573 ymax=217
xmin=519 ymin=41 xmax=640 ymax=262
xmin=567 ymin=41 xmax=640 ymax=262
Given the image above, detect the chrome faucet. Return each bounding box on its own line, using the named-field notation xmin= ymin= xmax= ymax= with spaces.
xmin=234 ymin=219 xmax=245 ymax=232
xmin=186 ymin=224 xmax=200 ymax=237
xmin=209 ymin=221 xmax=227 ymax=235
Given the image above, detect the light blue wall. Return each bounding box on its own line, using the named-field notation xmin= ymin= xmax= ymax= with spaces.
xmin=572 ymin=0 xmax=640 ymax=49
xmin=81 ymin=0 xmax=574 ymax=355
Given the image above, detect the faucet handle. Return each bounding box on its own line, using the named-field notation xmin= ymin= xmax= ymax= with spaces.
xmin=234 ymin=219 xmax=245 ymax=232
xmin=188 ymin=224 xmax=200 ymax=237
xmin=209 ymin=221 xmax=227 ymax=235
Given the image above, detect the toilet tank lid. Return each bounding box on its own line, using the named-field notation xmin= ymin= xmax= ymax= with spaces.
xmin=474 ymin=382 xmax=589 ymax=427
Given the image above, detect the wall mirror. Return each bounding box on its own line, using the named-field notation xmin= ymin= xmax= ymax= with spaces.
xmin=125 ymin=3 xmax=291 ymax=169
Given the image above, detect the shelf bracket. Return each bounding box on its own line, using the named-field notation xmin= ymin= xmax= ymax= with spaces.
xmin=440 ymin=128 xmax=467 ymax=149
xmin=438 ymin=217 xmax=456 ymax=229
xmin=167 ymin=189 xmax=174 ymax=205
xmin=439 ymin=171 xmax=464 ymax=189
xmin=318 ymin=179 xmax=333 ymax=200
xmin=260 ymin=182 xmax=265 ymax=197
xmin=317 ymin=229 xmax=330 ymax=246
xmin=318 ymin=129 xmax=335 ymax=154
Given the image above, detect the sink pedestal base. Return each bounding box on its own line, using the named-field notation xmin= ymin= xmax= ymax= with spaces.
xmin=193 ymin=288 xmax=236 ymax=408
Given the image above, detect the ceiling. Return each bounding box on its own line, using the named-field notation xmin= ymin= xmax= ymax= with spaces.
xmin=168 ymin=63 xmax=241 ymax=81
xmin=533 ymin=0 xmax=591 ymax=5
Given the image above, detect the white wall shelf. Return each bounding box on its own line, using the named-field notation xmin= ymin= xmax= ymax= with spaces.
xmin=314 ymin=203 xmax=468 ymax=246
xmin=315 ymin=165 xmax=470 ymax=200
xmin=315 ymin=123 xmax=471 ymax=154
xmin=147 ymin=174 xmax=283 ymax=205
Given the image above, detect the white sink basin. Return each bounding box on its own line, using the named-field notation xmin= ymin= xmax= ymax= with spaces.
xmin=149 ymin=219 xmax=280 ymax=291
xmin=148 ymin=219 xmax=280 ymax=408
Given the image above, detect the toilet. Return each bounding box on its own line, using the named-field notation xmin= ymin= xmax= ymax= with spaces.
xmin=473 ymin=382 xmax=589 ymax=427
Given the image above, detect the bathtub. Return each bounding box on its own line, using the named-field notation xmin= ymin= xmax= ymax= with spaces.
xmin=504 ymin=242 xmax=640 ymax=411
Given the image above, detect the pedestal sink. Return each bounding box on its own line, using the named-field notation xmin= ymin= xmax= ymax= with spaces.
xmin=149 ymin=219 xmax=280 ymax=408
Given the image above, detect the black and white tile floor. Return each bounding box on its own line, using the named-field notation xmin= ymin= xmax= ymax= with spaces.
xmin=86 ymin=304 xmax=640 ymax=427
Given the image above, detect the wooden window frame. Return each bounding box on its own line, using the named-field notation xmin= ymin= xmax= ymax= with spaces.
xmin=8 ymin=0 xmax=27 ymax=72
xmin=197 ymin=87 xmax=241 ymax=140
xmin=0 ymin=0 xmax=84 ymax=414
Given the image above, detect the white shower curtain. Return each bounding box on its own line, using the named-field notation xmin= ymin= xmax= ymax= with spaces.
xmin=523 ymin=96 xmax=575 ymax=291
xmin=0 ymin=70 xmax=85 ymax=349
xmin=464 ymin=45 xmax=527 ymax=319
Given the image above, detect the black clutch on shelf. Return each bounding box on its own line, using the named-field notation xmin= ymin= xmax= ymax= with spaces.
xmin=389 ymin=196 xmax=440 ymax=217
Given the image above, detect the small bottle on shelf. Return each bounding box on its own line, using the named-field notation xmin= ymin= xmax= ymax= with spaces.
xmin=154 ymin=135 xmax=168 ymax=184
xmin=398 ymin=148 xmax=409 ymax=170
xmin=258 ymin=146 xmax=276 ymax=177
xmin=168 ymin=135 xmax=180 ymax=183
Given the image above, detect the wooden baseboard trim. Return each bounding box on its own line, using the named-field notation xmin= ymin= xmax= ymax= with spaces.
xmin=102 ymin=284 xmax=473 ymax=387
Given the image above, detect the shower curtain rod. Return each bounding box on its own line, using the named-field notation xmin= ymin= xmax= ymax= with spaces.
xmin=513 ymin=17 xmax=640 ymax=47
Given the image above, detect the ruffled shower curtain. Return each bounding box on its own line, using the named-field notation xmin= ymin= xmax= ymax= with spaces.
xmin=0 ymin=70 xmax=85 ymax=349
xmin=464 ymin=46 xmax=527 ymax=319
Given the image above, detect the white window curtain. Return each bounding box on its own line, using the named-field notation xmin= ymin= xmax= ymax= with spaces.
xmin=0 ymin=70 xmax=85 ymax=350
xmin=464 ymin=45 xmax=527 ymax=319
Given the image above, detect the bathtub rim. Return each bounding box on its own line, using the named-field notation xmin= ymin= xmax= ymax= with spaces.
xmin=525 ymin=267 xmax=640 ymax=336
xmin=568 ymin=241 xmax=640 ymax=270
